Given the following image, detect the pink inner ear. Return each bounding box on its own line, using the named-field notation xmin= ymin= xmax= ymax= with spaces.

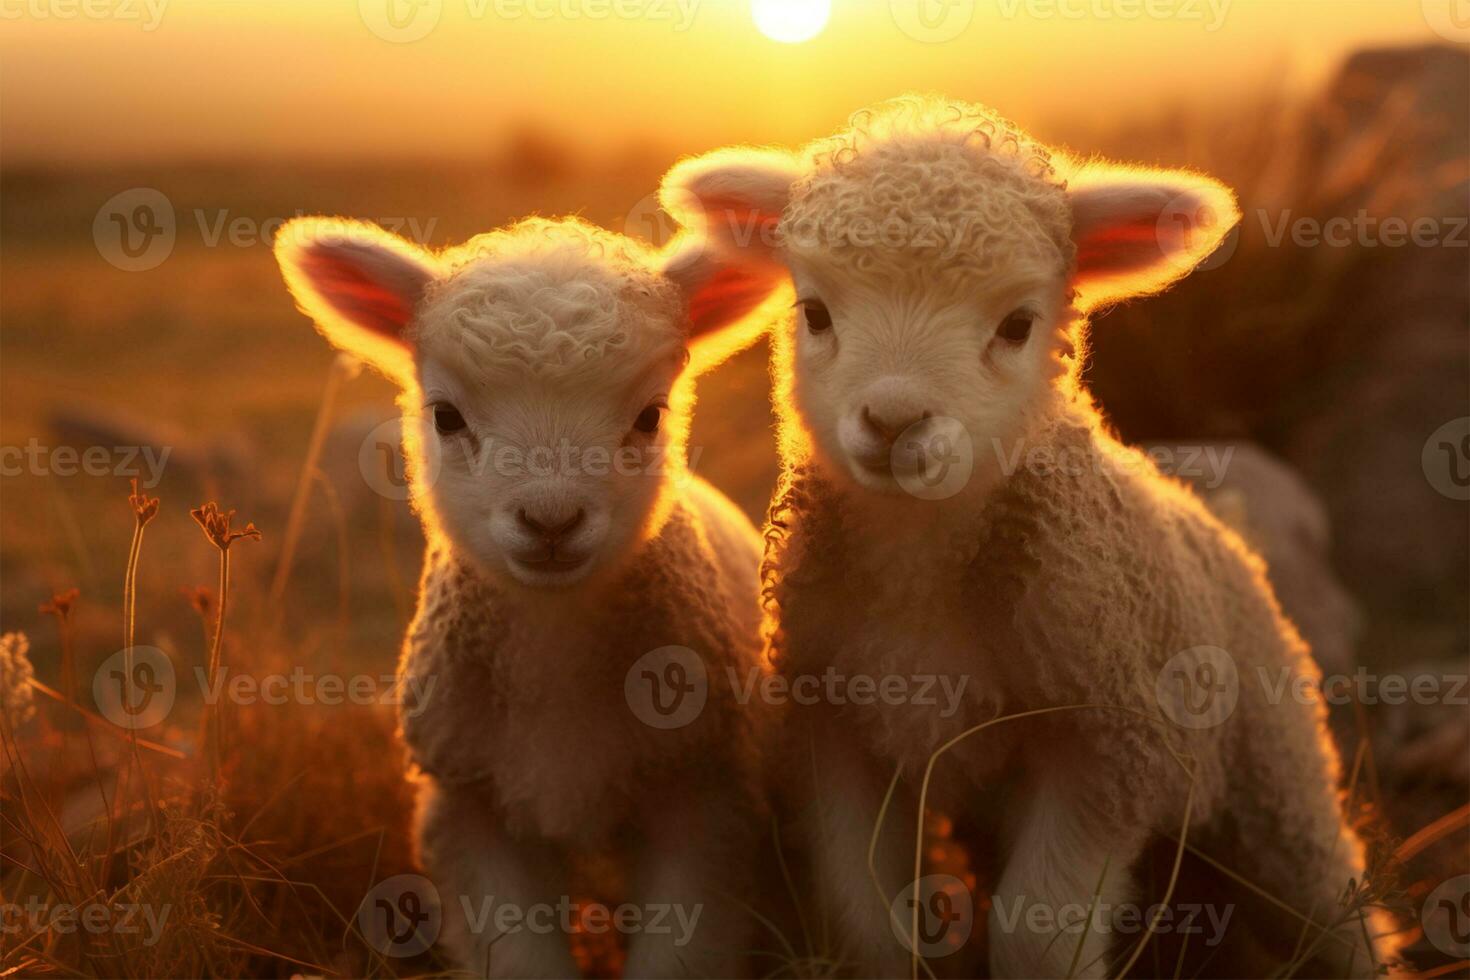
xmin=698 ymin=193 xmax=782 ymax=246
xmin=299 ymin=245 xmax=417 ymax=340
xmin=686 ymin=266 xmax=776 ymax=339
xmin=1075 ymin=212 xmax=1169 ymax=277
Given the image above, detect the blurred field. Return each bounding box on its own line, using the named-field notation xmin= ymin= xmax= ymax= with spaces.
xmin=1 ymin=42 xmax=1466 ymax=978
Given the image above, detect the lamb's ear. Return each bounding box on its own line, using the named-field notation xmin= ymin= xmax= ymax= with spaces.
xmin=661 ymin=237 xmax=789 ymax=371
xmin=659 ymin=147 xmax=799 ymax=259
xmin=274 ymin=217 xmax=439 ymax=384
xmin=1066 ymin=164 xmax=1240 ymax=308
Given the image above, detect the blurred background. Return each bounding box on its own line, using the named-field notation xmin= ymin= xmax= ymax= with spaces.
xmin=1 ymin=1 xmax=1466 ymax=975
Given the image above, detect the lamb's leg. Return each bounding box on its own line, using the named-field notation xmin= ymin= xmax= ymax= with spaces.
xmin=793 ymin=709 xmax=915 ymax=979
xmin=1221 ymin=710 xmax=1399 ymax=977
xmin=414 ymin=779 xmax=577 ymax=979
xmin=622 ymin=776 xmax=760 ymax=979
xmin=988 ymin=769 xmax=1147 ymax=980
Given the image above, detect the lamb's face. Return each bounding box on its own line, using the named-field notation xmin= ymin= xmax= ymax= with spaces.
xmin=779 ymin=142 xmax=1075 ymax=498
xmin=275 ymin=215 xmax=783 ymax=592
xmin=784 ymin=255 xmax=1072 ymax=498
xmin=659 ymin=97 xmax=1241 ymax=506
xmin=410 ymin=257 xmax=687 ymax=588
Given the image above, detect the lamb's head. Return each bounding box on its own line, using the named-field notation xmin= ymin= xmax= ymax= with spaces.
xmin=661 ymin=97 xmax=1239 ymax=502
xmin=275 ymin=216 xmax=780 ymax=588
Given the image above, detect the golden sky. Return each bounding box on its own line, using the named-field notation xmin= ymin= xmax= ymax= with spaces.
xmin=0 ymin=0 xmax=1448 ymax=164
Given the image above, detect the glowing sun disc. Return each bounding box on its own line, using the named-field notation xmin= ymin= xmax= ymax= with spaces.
xmin=752 ymin=0 xmax=830 ymax=43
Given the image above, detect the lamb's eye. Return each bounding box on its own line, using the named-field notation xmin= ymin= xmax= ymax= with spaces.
xmin=801 ymin=300 xmax=833 ymax=334
xmin=997 ymin=309 xmax=1035 ymax=344
xmin=633 ymin=404 xmax=665 ymax=435
xmin=432 ymin=403 xmax=466 ymax=435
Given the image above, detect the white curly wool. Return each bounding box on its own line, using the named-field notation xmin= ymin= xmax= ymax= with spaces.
xmin=661 ymin=97 xmax=1396 ymax=978
xmin=275 ymin=215 xmax=781 ymax=977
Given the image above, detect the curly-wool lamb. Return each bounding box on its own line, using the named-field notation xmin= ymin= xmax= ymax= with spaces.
xmin=660 ymin=96 xmax=1396 ymax=978
xmin=274 ymin=214 xmax=784 ymax=978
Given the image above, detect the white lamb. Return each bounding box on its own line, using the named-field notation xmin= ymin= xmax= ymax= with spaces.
xmin=274 ymin=215 xmax=783 ymax=977
xmin=659 ymin=97 xmax=1398 ymax=978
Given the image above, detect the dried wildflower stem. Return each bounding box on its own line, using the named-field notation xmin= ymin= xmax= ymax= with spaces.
xmin=39 ymin=589 xmax=79 ymax=703
xmin=191 ymin=502 xmax=260 ymax=788
xmin=204 ymin=545 xmax=231 ymax=784
xmin=124 ymin=481 xmax=161 ymax=831
xmin=268 ymin=354 xmax=355 ymax=610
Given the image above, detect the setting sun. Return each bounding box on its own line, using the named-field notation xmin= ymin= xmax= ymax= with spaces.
xmin=751 ymin=0 xmax=829 ymax=43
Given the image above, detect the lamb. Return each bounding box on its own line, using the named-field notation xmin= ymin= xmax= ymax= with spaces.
xmin=273 ymin=215 xmax=784 ymax=978
xmin=658 ymin=97 xmax=1398 ymax=978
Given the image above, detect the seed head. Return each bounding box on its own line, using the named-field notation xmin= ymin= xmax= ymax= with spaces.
xmin=129 ymin=478 xmax=160 ymax=527
xmin=39 ymin=587 xmax=80 ymax=623
xmin=190 ymin=502 xmax=262 ymax=552
xmin=0 ymin=632 xmax=36 ymax=729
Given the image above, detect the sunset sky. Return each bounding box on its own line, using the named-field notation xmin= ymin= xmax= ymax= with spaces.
xmin=0 ymin=0 xmax=1451 ymax=165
